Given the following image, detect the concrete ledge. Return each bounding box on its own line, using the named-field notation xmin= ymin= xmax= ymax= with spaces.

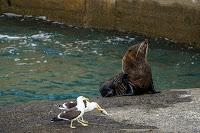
xmin=0 ymin=0 xmax=200 ymax=48
xmin=0 ymin=89 xmax=200 ymax=132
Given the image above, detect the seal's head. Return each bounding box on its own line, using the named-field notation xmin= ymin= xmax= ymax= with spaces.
xmin=122 ymin=39 xmax=149 ymax=73
xmin=99 ymin=84 xmax=114 ymax=97
xmin=123 ymin=39 xmax=148 ymax=65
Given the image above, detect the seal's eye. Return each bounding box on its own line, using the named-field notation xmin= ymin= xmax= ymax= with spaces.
xmin=128 ymin=50 xmax=132 ymax=52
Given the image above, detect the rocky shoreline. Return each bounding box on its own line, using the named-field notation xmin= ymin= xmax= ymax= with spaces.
xmin=0 ymin=89 xmax=200 ymax=133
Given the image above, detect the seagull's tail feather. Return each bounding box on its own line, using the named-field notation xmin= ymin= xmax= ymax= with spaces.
xmin=51 ymin=117 xmax=64 ymax=122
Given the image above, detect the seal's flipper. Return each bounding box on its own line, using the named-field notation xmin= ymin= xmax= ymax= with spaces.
xmin=147 ymin=81 xmax=160 ymax=94
xmin=123 ymin=82 xmax=135 ymax=96
xmin=121 ymin=74 xmax=135 ymax=96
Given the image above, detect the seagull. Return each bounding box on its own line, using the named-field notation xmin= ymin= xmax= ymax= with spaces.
xmin=55 ymin=99 xmax=109 ymax=124
xmin=51 ymin=96 xmax=89 ymax=128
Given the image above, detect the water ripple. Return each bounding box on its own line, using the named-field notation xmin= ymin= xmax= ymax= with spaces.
xmin=0 ymin=15 xmax=200 ymax=106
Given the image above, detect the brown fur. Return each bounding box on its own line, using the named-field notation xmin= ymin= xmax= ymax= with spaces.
xmin=99 ymin=39 xmax=156 ymax=97
xmin=122 ymin=39 xmax=153 ymax=92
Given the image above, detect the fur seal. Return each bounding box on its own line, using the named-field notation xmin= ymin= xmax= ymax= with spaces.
xmin=99 ymin=39 xmax=157 ymax=97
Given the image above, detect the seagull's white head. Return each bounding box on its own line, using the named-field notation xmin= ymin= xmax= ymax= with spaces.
xmin=76 ymin=96 xmax=89 ymax=110
xmin=77 ymin=96 xmax=89 ymax=103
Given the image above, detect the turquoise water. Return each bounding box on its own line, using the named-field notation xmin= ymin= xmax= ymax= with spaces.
xmin=0 ymin=15 xmax=199 ymax=106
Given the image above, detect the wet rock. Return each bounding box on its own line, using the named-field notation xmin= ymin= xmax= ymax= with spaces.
xmin=0 ymin=89 xmax=200 ymax=132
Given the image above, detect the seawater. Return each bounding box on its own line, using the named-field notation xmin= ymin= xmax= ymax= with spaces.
xmin=0 ymin=15 xmax=199 ymax=106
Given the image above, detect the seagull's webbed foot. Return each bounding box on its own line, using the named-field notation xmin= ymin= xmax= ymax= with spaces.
xmin=70 ymin=125 xmax=76 ymax=128
xmin=78 ymin=119 xmax=88 ymax=126
xmin=80 ymin=116 xmax=88 ymax=124
xmin=81 ymin=119 xmax=88 ymax=124
xmin=70 ymin=121 xmax=76 ymax=128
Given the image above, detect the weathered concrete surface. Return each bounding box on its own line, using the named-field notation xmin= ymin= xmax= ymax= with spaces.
xmin=0 ymin=0 xmax=200 ymax=48
xmin=0 ymin=89 xmax=200 ymax=133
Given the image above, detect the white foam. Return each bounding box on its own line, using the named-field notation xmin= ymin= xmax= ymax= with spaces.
xmin=74 ymin=40 xmax=84 ymax=44
xmin=105 ymin=39 xmax=112 ymax=43
xmin=0 ymin=47 xmax=18 ymax=54
xmin=0 ymin=34 xmax=26 ymax=40
xmin=128 ymin=37 xmax=135 ymax=41
xmin=81 ymin=42 xmax=90 ymax=45
xmin=30 ymin=43 xmax=37 ymax=47
xmin=2 ymin=13 xmax=22 ymax=17
xmin=76 ymin=49 xmax=83 ymax=52
xmin=92 ymin=50 xmax=98 ymax=54
xmin=55 ymin=41 xmax=60 ymax=44
xmin=114 ymin=37 xmax=125 ymax=41
xmin=52 ymin=21 xmax=64 ymax=25
xmin=104 ymin=36 xmax=135 ymax=44
xmin=24 ymin=15 xmax=33 ymax=18
xmin=36 ymin=16 xmax=47 ymax=20
xmin=93 ymin=40 xmax=100 ymax=43
xmin=14 ymin=58 xmax=20 ymax=62
xmin=59 ymin=44 xmax=66 ymax=47
xmin=31 ymin=33 xmax=52 ymax=40
xmin=16 ymin=63 xmax=27 ymax=66
xmin=164 ymin=38 xmax=169 ymax=41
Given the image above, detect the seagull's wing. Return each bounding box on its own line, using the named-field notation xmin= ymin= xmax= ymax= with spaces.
xmin=58 ymin=109 xmax=81 ymax=120
xmin=63 ymin=101 xmax=77 ymax=109
xmin=58 ymin=101 xmax=77 ymax=110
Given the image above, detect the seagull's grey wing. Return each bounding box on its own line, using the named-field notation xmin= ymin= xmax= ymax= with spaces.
xmin=59 ymin=110 xmax=81 ymax=120
xmin=63 ymin=101 xmax=77 ymax=109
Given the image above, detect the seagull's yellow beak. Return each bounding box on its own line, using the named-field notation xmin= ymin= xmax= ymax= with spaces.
xmin=85 ymin=98 xmax=89 ymax=101
xmin=83 ymin=97 xmax=89 ymax=102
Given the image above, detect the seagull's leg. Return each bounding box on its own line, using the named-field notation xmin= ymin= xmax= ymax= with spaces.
xmin=80 ymin=116 xmax=88 ymax=124
xmin=77 ymin=119 xmax=88 ymax=126
xmin=70 ymin=120 xmax=76 ymax=128
xmin=78 ymin=117 xmax=88 ymax=124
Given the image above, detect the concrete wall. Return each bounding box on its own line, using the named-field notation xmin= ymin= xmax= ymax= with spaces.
xmin=0 ymin=0 xmax=200 ymax=48
xmin=0 ymin=0 xmax=1 ymax=11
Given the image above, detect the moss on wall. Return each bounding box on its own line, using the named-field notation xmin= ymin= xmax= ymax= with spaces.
xmin=0 ymin=0 xmax=2 ymax=12
xmin=0 ymin=0 xmax=200 ymax=48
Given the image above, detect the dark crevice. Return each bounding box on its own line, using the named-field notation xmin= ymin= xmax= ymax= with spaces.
xmin=7 ymin=0 xmax=12 ymax=7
